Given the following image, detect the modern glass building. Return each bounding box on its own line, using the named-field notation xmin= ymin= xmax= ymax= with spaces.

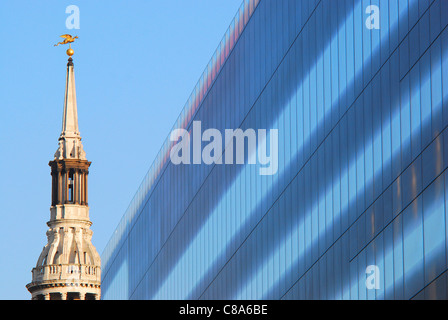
xmin=102 ymin=0 xmax=448 ymax=299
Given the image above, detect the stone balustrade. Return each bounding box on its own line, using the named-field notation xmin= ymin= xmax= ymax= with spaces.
xmin=31 ymin=264 xmax=101 ymax=283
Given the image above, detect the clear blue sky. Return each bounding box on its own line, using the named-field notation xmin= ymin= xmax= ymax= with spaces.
xmin=0 ymin=0 xmax=243 ymax=299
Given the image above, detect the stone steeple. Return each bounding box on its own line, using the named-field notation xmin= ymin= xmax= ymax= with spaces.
xmin=54 ymin=56 xmax=86 ymax=161
xmin=26 ymin=49 xmax=101 ymax=300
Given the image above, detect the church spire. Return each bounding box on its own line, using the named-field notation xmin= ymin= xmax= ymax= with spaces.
xmin=26 ymin=39 xmax=101 ymax=300
xmin=61 ymin=56 xmax=79 ymax=138
xmin=54 ymin=49 xmax=86 ymax=160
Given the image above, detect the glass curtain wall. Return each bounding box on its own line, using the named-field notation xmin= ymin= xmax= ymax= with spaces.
xmin=102 ymin=0 xmax=448 ymax=300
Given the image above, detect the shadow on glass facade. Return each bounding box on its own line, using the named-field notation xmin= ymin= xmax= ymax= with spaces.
xmin=102 ymin=0 xmax=448 ymax=300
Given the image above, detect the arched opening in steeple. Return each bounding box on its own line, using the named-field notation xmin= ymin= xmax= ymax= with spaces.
xmin=68 ymin=170 xmax=74 ymax=203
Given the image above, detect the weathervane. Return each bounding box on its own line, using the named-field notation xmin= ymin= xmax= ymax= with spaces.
xmin=54 ymin=34 xmax=78 ymax=57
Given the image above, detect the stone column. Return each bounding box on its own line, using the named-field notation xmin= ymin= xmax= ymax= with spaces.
xmin=51 ymin=172 xmax=56 ymax=206
xmin=74 ymin=169 xmax=78 ymax=204
xmin=77 ymin=170 xmax=81 ymax=204
xmin=58 ymin=169 xmax=63 ymax=204
xmin=65 ymin=171 xmax=69 ymax=204
xmin=85 ymin=172 xmax=88 ymax=205
xmin=80 ymin=171 xmax=85 ymax=205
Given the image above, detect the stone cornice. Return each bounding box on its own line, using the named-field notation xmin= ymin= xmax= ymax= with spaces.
xmin=26 ymin=280 xmax=101 ymax=294
xmin=46 ymin=218 xmax=92 ymax=228
xmin=49 ymin=158 xmax=91 ymax=172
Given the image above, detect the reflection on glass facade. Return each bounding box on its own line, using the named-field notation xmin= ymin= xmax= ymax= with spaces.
xmin=102 ymin=0 xmax=448 ymax=300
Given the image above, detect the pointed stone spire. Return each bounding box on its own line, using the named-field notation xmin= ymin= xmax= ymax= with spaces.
xmin=54 ymin=54 xmax=86 ymax=160
xmin=62 ymin=57 xmax=79 ymax=137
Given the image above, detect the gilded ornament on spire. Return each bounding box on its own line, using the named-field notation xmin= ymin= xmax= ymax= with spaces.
xmin=54 ymin=34 xmax=78 ymax=56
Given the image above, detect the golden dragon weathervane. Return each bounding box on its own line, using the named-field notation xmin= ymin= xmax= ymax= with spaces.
xmin=54 ymin=34 xmax=78 ymax=57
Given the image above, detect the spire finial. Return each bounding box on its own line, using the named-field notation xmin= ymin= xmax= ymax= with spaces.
xmin=67 ymin=44 xmax=74 ymax=58
xmin=54 ymin=34 xmax=78 ymax=57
